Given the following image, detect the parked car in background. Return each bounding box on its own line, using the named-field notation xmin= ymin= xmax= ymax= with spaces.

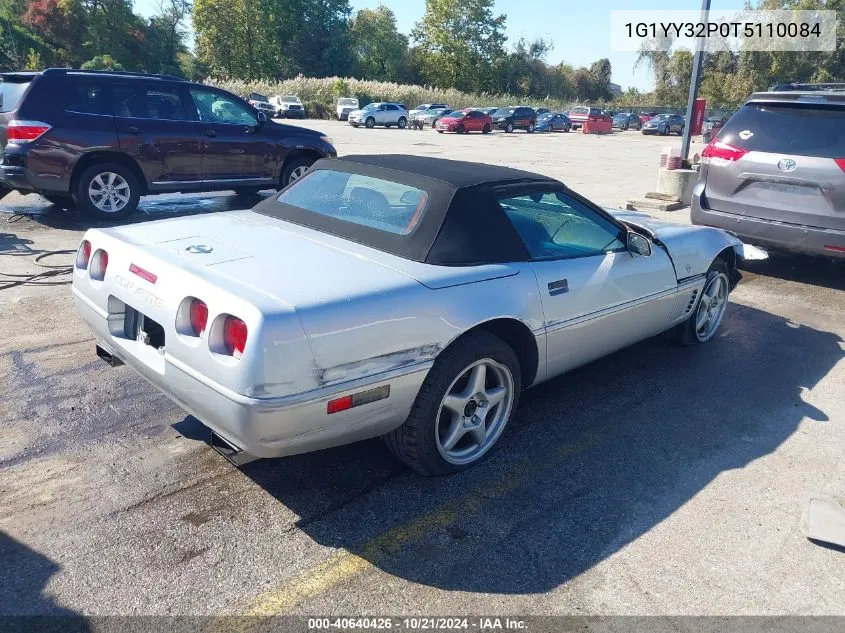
xmin=642 ymin=113 xmax=685 ymax=135
xmin=476 ymin=107 xmax=500 ymax=116
xmin=435 ymin=109 xmax=493 ymax=134
xmin=638 ymin=111 xmax=659 ymax=124
xmin=411 ymin=106 xmax=451 ymax=128
xmin=348 ymin=102 xmax=409 ymax=129
xmin=534 ymin=107 xmax=552 ymax=115
xmin=270 ymin=95 xmax=306 ymax=119
xmin=701 ymin=115 xmax=728 ymax=142
xmin=336 ymin=97 xmax=359 ymax=120
xmin=568 ymin=106 xmax=612 ymax=131
xmin=692 ymin=87 xmax=845 ymax=259
xmin=247 ymin=92 xmax=277 ymax=117
xmin=491 ymin=106 xmax=536 ymax=133
xmin=73 ymin=153 xmax=748 ymax=475
xmin=410 ymin=103 xmax=449 ymax=117
xmin=535 ymin=112 xmax=571 ymax=132
xmin=0 ymin=69 xmax=337 ymax=219
xmin=612 ymin=112 xmax=642 ymax=131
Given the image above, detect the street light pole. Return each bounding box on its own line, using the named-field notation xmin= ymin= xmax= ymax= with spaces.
xmin=680 ymin=0 xmax=712 ymax=161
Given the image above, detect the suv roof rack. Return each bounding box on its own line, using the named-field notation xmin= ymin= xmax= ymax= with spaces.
xmin=42 ymin=68 xmax=184 ymax=81
xmin=769 ymin=82 xmax=845 ymax=92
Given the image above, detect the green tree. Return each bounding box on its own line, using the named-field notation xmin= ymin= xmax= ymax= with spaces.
xmin=144 ymin=0 xmax=191 ymax=74
xmin=194 ymin=0 xmax=276 ymax=79
xmin=82 ymin=0 xmax=146 ymax=69
xmin=411 ymin=0 xmax=506 ymax=93
xmin=348 ymin=6 xmax=407 ymax=81
xmin=24 ymin=45 xmax=40 ymax=68
xmin=80 ymin=52 xmax=123 ymax=69
xmin=589 ymin=58 xmax=612 ymax=100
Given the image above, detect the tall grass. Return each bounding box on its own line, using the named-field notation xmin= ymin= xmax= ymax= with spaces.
xmin=213 ymin=76 xmax=580 ymax=118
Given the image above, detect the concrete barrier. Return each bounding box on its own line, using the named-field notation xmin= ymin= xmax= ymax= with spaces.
xmin=657 ymin=168 xmax=698 ymax=206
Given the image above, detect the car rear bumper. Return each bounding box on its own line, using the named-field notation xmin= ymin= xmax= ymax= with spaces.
xmin=282 ymin=110 xmax=306 ymax=118
xmin=691 ymin=197 xmax=845 ymax=260
xmin=73 ymin=288 xmax=430 ymax=460
xmin=0 ymin=165 xmax=33 ymax=190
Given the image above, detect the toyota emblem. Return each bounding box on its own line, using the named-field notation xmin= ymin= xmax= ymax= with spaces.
xmin=186 ymin=244 xmax=213 ymax=254
xmin=777 ymin=158 xmax=797 ymax=172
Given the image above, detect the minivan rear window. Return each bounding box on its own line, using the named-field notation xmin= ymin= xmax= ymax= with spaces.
xmin=0 ymin=77 xmax=32 ymax=113
xmin=718 ymin=103 xmax=845 ymax=158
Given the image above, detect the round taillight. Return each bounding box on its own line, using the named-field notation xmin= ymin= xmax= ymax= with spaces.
xmin=223 ymin=316 xmax=248 ymax=357
xmin=77 ymin=240 xmax=92 ymax=269
xmin=189 ymin=299 xmax=208 ymax=336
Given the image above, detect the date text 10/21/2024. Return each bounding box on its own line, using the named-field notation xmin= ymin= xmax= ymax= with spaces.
xmin=307 ymin=617 xmax=528 ymax=630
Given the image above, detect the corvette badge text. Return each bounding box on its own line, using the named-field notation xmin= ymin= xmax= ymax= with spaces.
xmin=115 ymin=274 xmax=163 ymax=309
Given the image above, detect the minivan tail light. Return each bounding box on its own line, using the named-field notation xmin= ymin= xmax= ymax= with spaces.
xmin=701 ymin=140 xmax=748 ymax=163
xmin=77 ymin=240 xmax=92 ymax=269
xmin=223 ymin=316 xmax=248 ymax=357
xmin=7 ymin=120 xmax=51 ymax=142
xmin=835 ymin=159 xmax=845 ymax=173
xmin=189 ymin=299 xmax=208 ymax=336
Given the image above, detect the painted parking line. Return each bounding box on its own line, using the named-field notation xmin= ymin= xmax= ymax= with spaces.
xmin=243 ymin=428 xmax=605 ymax=616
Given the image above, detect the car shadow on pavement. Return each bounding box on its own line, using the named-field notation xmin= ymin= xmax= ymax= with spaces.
xmin=741 ymin=252 xmax=844 ymax=292
xmin=0 ymin=531 xmax=89 ymax=631
xmin=238 ymin=303 xmax=843 ymax=597
xmin=1 ymin=191 xmax=271 ymax=232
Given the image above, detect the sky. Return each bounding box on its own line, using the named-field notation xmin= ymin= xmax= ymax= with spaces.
xmin=133 ymin=0 xmax=748 ymax=92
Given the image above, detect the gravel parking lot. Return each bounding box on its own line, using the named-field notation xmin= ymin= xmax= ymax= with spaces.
xmin=1 ymin=121 xmax=844 ymax=620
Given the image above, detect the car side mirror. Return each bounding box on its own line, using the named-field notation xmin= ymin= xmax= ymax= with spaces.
xmin=627 ymin=232 xmax=652 ymax=257
xmin=256 ymin=111 xmax=268 ymax=126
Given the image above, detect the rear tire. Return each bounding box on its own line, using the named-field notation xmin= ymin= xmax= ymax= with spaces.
xmin=74 ymin=162 xmax=139 ymax=220
xmin=383 ymin=331 xmax=521 ymax=476
xmin=527 ymin=122 xmax=535 ymax=133
xmin=667 ymin=259 xmax=731 ymax=346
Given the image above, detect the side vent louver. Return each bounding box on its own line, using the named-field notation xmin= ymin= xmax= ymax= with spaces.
xmin=685 ymin=290 xmax=699 ymax=315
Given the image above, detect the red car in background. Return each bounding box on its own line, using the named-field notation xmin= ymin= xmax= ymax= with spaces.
xmin=435 ymin=108 xmax=493 ymax=134
xmin=638 ymin=111 xmax=659 ymax=125
xmin=568 ymin=106 xmax=612 ymax=130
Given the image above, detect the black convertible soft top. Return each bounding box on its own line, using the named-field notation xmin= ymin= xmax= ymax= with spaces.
xmin=254 ymin=154 xmax=565 ymax=266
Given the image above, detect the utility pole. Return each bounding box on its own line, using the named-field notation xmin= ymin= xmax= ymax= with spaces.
xmin=680 ymin=0 xmax=712 ymax=161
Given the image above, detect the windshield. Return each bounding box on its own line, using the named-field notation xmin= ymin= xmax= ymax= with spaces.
xmin=0 ymin=77 xmax=32 ymax=112
xmin=538 ymin=113 xmax=553 ymax=120
xmin=248 ymin=93 xmax=268 ymax=103
xmin=362 ymin=103 xmax=377 ymax=111
xmin=493 ymin=108 xmax=514 ymax=116
xmin=338 ymin=98 xmax=357 ymax=106
xmin=445 ymin=110 xmax=465 ymax=118
xmin=277 ymin=169 xmax=429 ymax=236
xmin=652 ymin=114 xmax=671 ymax=121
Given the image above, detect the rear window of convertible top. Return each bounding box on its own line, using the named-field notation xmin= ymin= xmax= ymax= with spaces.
xmin=276 ymin=169 xmax=430 ymax=236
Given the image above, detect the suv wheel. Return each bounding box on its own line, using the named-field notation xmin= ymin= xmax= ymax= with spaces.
xmin=527 ymin=122 xmax=535 ymax=133
xmin=365 ymin=117 xmax=375 ymax=129
xmin=398 ymin=117 xmax=407 ymax=129
xmin=505 ymin=121 xmax=514 ymax=133
xmin=281 ymin=157 xmax=313 ymax=187
xmin=75 ymin=163 xmax=139 ymax=220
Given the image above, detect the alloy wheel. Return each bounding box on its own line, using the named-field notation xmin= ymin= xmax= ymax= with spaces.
xmin=695 ymin=273 xmax=729 ymax=342
xmin=88 ymin=172 xmax=130 ymax=214
xmin=435 ymin=359 xmax=515 ymax=466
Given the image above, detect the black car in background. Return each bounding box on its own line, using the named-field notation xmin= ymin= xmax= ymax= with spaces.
xmin=612 ymin=112 xmax=642 ymax=130
xmin=491 ymin=106 xmax=537 ymax=133
xmin=0 ymin=69 xmax=336 ymax=219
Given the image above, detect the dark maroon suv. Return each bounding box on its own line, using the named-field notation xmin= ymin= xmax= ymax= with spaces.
xmin=0 ymin=69 xmax=336 ymax=219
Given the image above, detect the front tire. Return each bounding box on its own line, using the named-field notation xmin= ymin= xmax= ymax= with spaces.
xmin=280 ymin=157 xmax=314 ymax=188
xmin=456 ymin=124 xmax=465 ymax=134
xmin=527 ymin=122 xmax=535 ymax=133
xmin=74 ymin=162 xmax=139 ymax=220
xmin=365 ymin=117 xmax=375 ymax=129
xmin=398 ymin=117 xmax=407 ymax=129
xmin=505 ymin=121 xmax=514 ymax=133
xmin=668 ymin=259 xmax=731 ymax=346
xmin=482 ymin=123 xmax=491 ymax=134
xmin=383 ymin=331 xmax=521 ymax=476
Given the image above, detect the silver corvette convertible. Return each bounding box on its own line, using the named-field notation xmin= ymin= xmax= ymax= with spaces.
xmin=73 ymin=155 xmax=749 ymax=475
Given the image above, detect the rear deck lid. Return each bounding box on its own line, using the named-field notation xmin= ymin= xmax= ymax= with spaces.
xmin=701 ymin=99 xmax=845 ymax=230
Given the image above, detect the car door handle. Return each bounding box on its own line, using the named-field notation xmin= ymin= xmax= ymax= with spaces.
xmin=125 ymin=126 xmax=141 ymax=135
xmin=205 ymin=129 xmax=217 ymax=137
xmin=548 ymin=279 xmax=569 ymax=296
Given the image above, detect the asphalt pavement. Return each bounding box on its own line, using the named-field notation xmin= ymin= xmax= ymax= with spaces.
xmin=1 ymin=123 xmax=844 ymax=619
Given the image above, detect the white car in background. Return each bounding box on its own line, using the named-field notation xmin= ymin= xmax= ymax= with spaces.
xmin=270 ymin=95 xmax=306 ymax=119
xmin=336 ymin=97 xmax=359 ymax=120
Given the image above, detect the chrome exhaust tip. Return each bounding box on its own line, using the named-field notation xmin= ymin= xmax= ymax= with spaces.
xmin=96 ymin=345 xmax=124 ymax=367
xmin=210 ymin=431 xmax=259 ymax=467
